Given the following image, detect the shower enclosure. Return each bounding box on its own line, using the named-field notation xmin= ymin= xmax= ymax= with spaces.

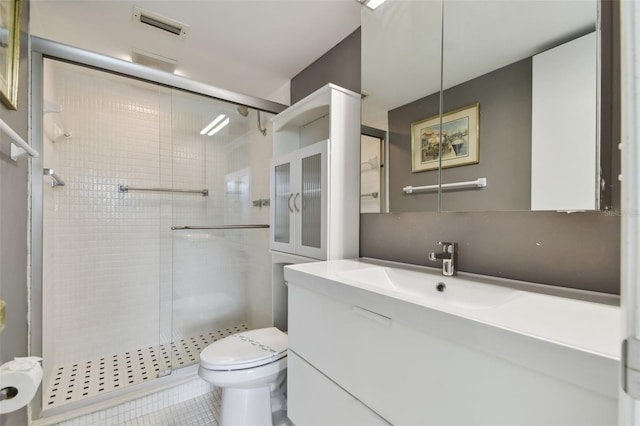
xmin=32 ymin=49 xmax=279 ymax=417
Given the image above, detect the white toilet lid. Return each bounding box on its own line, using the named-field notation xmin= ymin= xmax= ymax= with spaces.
xmin=200 ymin=327 xmax=288 ymax=371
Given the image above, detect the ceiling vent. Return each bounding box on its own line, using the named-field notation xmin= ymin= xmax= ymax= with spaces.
xmin=132 ymin=6 xmax=189 ymax=37
xmin=131 ymin=49 xmax=177 ymax=73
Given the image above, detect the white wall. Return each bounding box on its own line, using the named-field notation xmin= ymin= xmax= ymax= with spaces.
xmin=531 ymin=32 xmax=598 ymax=210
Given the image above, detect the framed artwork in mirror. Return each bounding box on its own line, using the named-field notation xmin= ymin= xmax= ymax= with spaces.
xmin=0 ymin=0 xmax=20 ymax=110
xmin=411 ymin=103 xmax=479 ymax=172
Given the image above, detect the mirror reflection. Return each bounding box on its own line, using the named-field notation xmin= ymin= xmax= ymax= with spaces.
xmin=361 ymin=0 xmax=600 ymax=213
xmin=361 ymin=0 xmax=442 ymax=212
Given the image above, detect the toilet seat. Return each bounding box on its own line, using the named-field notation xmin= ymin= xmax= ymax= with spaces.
xmin=200 ymin=327 xmax=288 ymax=371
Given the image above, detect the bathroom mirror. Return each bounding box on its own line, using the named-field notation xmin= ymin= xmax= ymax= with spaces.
xmin=361 ymin=0 xmax=603 ymax=213
xmin=361 ymin=0 xmax=442 ymax=213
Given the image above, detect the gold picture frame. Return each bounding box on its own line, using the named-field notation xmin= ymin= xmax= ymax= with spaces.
xmin=411 ymin=103 xmax=479 ymax=172
xmin=0 ymin=0 xmax=21 ymax=110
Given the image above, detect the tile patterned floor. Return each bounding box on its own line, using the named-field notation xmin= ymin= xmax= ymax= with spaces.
xmin=121 ymin=390 xmax=221 ymax=426
xmin=44 ymin=325 xmax=248 ymax=410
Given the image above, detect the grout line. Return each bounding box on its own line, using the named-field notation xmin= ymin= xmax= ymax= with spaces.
xmin=120 ymin=389 xmax=221 ymax=426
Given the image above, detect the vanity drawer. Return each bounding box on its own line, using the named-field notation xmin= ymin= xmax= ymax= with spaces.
xmin=288 ymin=284 xmax=427 ymax=423
xmin=288 ymin=351 xmax=388 ymax=426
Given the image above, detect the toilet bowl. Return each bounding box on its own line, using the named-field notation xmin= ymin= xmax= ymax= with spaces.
xmin=198 ymin=327 xmax=288 ymax=426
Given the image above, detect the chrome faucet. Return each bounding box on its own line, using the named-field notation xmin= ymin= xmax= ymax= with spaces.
xmin=428 ymin=242 xmax=457 ymax=276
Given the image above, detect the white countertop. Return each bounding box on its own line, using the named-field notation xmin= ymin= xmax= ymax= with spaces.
xmin=285 ymin=258 xmax=620 ymax=360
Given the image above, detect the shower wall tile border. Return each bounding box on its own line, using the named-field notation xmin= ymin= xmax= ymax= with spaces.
xmin=360 ymin=210 xmax=620 ymax=295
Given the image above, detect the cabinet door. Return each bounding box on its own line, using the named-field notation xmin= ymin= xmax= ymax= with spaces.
xmin=295 ymin=140 xmax=328 ymax=260
xmin=270 ymin=151 xmax=297 ymax=254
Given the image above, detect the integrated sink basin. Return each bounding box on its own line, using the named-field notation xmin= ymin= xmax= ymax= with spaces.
xmin=336 ymin=266 xmax=524 ymax=310
xmin=284 ymin=258 xmax=620 ymax=359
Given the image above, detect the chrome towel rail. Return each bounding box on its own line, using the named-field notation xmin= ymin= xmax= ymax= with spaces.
xmin=171 ymin=224 xmax=269 ymax=231
xmin=403 ymin=177 xmax=487 ymax=194
xmin=1 ymin=117 xmax=39 ymax=160
xmin=43 ymin=168 xmax=66 ymax=187
xmin=119 ymin=185 xmax=209 ymax=196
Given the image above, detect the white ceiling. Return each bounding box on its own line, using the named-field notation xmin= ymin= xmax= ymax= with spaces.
xmin=32 ymin=0 xmax=597 ymax=125
xmin=31 ymin=0 xmax=363 ymax=106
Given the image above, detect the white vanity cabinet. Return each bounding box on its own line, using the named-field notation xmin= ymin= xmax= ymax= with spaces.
xmin=270 ymin=84 xmax=360 ymax=261
xmin=285 ymin=260 xmax=619 ymax=426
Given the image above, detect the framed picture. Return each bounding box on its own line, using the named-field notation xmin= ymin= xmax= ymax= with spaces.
xmin=0 ymin=0 xmax=21 ymax=110
xmin=411 ymin=103 xmax=479 ymax=172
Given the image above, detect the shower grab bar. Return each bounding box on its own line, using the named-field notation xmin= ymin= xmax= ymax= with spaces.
xmin=171 ymin=224 xmax=269 ymax=231
xmin=361 ymin=191 xmax=379 ymax=199
xmin=43 ymin=168 xmax=66 ymax=187
xmin=403 ymin=177 xmax=487 ymax=194
xmin=119 ymin=185 xmax=209 ymax=196
xmin=1 ymin=117 xmax=39 ymax=160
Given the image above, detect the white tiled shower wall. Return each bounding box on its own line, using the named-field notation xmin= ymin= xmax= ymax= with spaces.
xmin=42 ymin=60 xmax=273 ymax=385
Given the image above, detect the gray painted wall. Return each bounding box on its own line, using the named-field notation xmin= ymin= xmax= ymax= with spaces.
xmin=361 ymin=211 xmax=619 ymax=295
xmin=0 ymin=1 xmax=31 ymax=425
xmin=389 ymin=58 xmax=532 ymax=212
xmin=290 ymin=28 xmax=361 ymax=104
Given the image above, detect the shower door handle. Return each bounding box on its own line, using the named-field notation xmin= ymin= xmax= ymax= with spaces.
xmin=287 ymin=193 xmax=294 ymax=213
xmin=293 ymin=193 xmax=300 ymax=212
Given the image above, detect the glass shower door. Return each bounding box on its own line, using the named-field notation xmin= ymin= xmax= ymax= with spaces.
xmin=168 ymin=89 xmax=274 ymax=371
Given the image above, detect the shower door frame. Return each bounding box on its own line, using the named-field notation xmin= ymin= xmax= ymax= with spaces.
xmin=29 ymin=37 xmax=286 ymax=420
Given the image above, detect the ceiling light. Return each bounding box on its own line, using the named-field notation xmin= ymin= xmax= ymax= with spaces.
xmin=207 ymin=117 xmax=230 ymax=136
xmin=355 ymin=0 xmax=388 ymax=11
xmin=200 ymin=114 xmax=226 ymax=135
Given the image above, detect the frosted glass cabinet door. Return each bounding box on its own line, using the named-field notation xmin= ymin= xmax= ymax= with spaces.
xmin=296 ymin=140 xmax=328 ymax=259
xmin=270 ymin=140 xmax=328 ymax=259
xmin=271 ymin=152 xmax=297 ymax=254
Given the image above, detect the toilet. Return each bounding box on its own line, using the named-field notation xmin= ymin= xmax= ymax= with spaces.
xmin=198 ymin=327 xmax=288 ymax=426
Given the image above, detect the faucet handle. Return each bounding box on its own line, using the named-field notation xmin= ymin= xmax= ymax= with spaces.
xmin=437 ymin=241 xmax=456 ymax=253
